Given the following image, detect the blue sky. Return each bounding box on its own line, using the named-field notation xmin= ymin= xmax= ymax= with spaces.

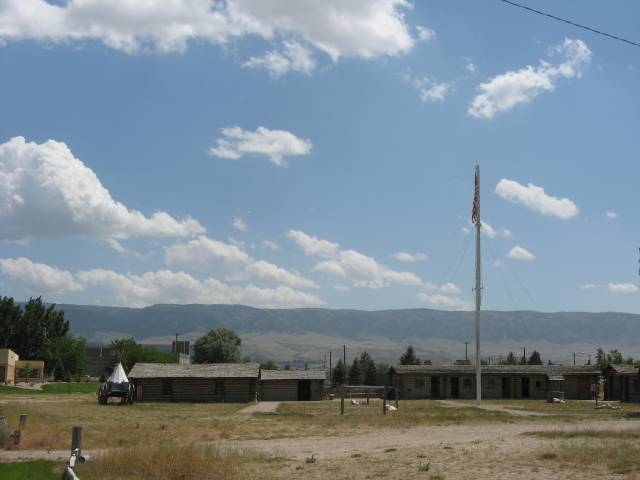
xmin=0 ymin=0 xmax=638 ymax=313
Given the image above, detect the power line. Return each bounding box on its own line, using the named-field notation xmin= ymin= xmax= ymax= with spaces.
xmin=499 ymin=0 xmax=640 ymax=49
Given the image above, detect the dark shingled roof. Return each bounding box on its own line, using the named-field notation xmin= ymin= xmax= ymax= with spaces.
xmin=607 ymin=364 xmax=640 ymax=375
xmin=128 ymin=362 xmax=260 ymax=379
xmin=261 ymin=369 xmax=326 ymax=381
xmin=390 ymin=364 xmax=600 ymax=376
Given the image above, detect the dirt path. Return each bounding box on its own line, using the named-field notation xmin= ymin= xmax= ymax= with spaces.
xmin=238 ymin=402 xmax=281 ymax=414
xmin=437 ymin=399 xmax=552 ymax=416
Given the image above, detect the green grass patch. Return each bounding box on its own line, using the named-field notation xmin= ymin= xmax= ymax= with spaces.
xmin=0 ymin=460 xmax=60 ymax=480
xmin=0 ymin=382 xmax=100 ymax=395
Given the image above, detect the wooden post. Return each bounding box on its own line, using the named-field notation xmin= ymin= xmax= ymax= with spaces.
xmin=383 ymin=386 xmax=387 ymax=415
xmin=366 ymin=393 xmax=369 ymax=405
xmin=19 ymin=414 xmax=27 ymax=429
xmin=13 ymin=430 xmax=20 ymax=447
xmin=340 ymin=390 xmax=344 ymax=415
xmin=395 ymin=385 xmax=399 ymax=409
xmin=71 ymin=426 xmax=82 ymax=456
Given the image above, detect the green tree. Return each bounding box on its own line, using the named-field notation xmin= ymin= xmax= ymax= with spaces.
xmin=595 ymin=348 xmax=606 ymax=368
xmin=332 ymin=359 xmax=346 ymax=385
xmin=607 ymin=349 xmax=624 ymax=364
xmin=260 ymin=360 xmax=279 ymax=370
xmin=360 ymin=352 xmax=377 ymax=385
xmin=348 ymin=358 xmax=362 ymax=385
xmin=375 ymin=363 xmax=390 ymax=386
xmin=193 ymin=327 xmax=242 ymax=364
xmin=46 ymin=336 xmax=87 ymax=381
xmin=111 ymin=338 xmax=142 ymax=372
xmin=501 ymin=352 xmax=517 ymax=365
xmin=527 ymin=351 xmax=543 ymax=365
xmin=399 ymin=345 xmax=421 ymax=365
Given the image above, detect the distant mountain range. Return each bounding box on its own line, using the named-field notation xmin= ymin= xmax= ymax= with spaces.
xmin=53 ymin=303 xmax=640 ymax=366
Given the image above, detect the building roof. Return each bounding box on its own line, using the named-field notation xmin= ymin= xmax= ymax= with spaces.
xmin=390 ymin=364 xmax=600 ymax=376
xmin=606 ymin=364 xmax=640 ymax=376
xmin=128 ymin=362 xmax=260 ymax=379
xmin=261 ymin=369 xmax=326 ymax=381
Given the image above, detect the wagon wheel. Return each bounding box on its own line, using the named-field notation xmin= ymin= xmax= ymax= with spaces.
xmin=128 ymin=384 xmax=136 ymax=405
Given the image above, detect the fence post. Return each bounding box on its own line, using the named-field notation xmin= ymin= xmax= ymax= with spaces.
xmin=71 ymin=426 xmax=82 ymax=456
xmin=19 ymin=414 xmax=27 ymax=429
xmin=383 ymin=386 xmax=387 ymax=415
xmin=340 ymin=389 xmax=344 ymax=415
xmin=395 ymin=386 xmax=399 ymax=409
xmin=366 ymin=393 xmax=369 ymax=405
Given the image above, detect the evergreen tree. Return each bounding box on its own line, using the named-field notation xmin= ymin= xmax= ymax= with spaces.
xmin=348 ymin=358 xmax=362 ymax=385
xmin=595 ymin=348 xmax=606 ymax=368
xmin=399 ymin=345 xmax=421 ymax=365
xmin=375 ymin=363 xmax=390 ymax=386
xmin=360 ymin=352 xmax=377 ymax=385
xmin=332 ymin=359 xmax=346 ymax=385
xmin=527 ymin=350 xmax=543 ymax=365
xmin=502 ymin=352 xmax=517 ymax=365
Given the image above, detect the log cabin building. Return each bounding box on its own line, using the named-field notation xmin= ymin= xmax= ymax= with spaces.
xmin=129 ymin=362 xmax=260 ymax=403
xmin=604 ymin=364 xmax=640 ymax=403
xmin=260 ymin=369 xmax=325 ymax=401
xmin=389 ymin=364 xmax=600 ymax=400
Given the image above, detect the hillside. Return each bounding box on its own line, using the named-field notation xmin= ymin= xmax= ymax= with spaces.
xmin=53 ymin=303 xmax=640 ymax=365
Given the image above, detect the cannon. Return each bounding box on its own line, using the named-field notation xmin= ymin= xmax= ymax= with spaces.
xmin=98 ymin=363 xmax=135 ymax=405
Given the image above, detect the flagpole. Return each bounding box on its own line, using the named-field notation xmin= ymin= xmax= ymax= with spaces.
xmin=474 ymin=165 xmax=482 ymax=407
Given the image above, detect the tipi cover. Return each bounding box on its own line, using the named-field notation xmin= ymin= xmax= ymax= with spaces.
xmin=107 ymin=363 xmax=129 ymax=384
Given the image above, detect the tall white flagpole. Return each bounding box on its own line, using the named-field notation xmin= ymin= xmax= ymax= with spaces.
xmin=474 ymin=165 xmax=482 ymax=407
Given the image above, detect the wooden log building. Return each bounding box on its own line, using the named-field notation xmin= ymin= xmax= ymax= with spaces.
xmin=129 ymin=362 xmax=260 ymax=403
xmin=260 ymin=369 xmax=325 ymax=401
xmin=389 ymin=364 xmax=600 ymax=400
xmin=604 ymin=364 xmax=640 ymax=403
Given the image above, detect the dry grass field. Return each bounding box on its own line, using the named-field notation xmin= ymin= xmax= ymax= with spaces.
xmin=2 ymin=391 xmax=640 ymax=479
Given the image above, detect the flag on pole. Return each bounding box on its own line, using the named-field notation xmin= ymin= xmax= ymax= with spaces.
xmin=471 ymin=167 xmax=480 ymax=224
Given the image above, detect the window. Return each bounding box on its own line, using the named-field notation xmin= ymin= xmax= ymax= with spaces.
xmin=161 ymin=379 xmax=173 ymax=396
xmin=215 ymin=380 xmax=225 ymax=395
xmin=414 ymin=378 xmax=425 ymax=388
xmin=535 ymin=381 xmax=542 ymax=389
xmin=463 ymin=378 xmax=472 ymax=388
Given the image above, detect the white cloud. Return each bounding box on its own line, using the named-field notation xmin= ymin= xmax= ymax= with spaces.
xmin=391 ymin=251 xmax=427 ymax=262
xmin=416 ymin=292 xmax=473 ymax=311
xmin=402 ymin=73 xmax=453 ymax=103
xmin=286 ymin=229 xmax=339 ymax=258
xmin=466 ymin=62 xmax=477 ymax=73
xmin=165 ymin=235 xmax=316 ymax=290
xmin=415 ymin=25 xmax=435 ymax=41
xmin=469 ymin=38 xmax=591 ymax=119
xmin=493 ymin=259 xmax=505 ymax=267
xmin=606 ymin=211 xmax=618 ymax=219
xmin=0 ymin=136 xmax=205 ymax=241
xmin=423 ymin=282 xmax=461 ymax=294
xmin=481 ymin=221 xmax=511 ymax=239
xmin=507 ymin=245 xmax=535 ymax=261
xmin=607 ymin=283 xmax=639 ymax=294
xmin=0 ymin=257 xmax=81 ymax=293
xmin=495 ymin=179 xmax=579 ymax=220
xmin=0 ymin=256 xmax=323 ymax=308
xmin=0 ymin=0 xmax=417 ymax=62
xmin=232 ymin=216 xmax=248 ymax=232
xmin=580 ymin=283 xmax=598 ymax=290
xmin=243 ymin=40 xmax=316 ymax=77
xmin=262 ymin=240 xmax=279 ymax=250
xmin=209 ymin=126 xmax=312 ymax=166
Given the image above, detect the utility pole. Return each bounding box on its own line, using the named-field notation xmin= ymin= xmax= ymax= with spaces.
xmin=523 ymin=347 xmax=526 ymax=364
xmin=573 ymin=352 xmax=576 ymax=366
xmin=472 ymin=165 xmax=482 ymax=407
xmin=464 ymin=341 xmax=469 ymax=362
xmin=343 ymin=345 xmax=346 ymax=367
xmin=175 ymin=333 xmax=180 ymax=362
xmin=329 ymin=351 xmax=332 ymax=385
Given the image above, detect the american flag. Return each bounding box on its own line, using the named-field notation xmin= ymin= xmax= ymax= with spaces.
xmin=471 ymin=167 xmax=479 ymax=224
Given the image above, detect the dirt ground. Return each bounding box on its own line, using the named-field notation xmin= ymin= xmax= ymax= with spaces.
xmin=2 ymin=394 xmax=640 ymax=479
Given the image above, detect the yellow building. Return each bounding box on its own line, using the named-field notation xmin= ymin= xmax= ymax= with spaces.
xmin=0 ymin=348 xmax=20 ymax=385
xmin=0 ymin=349 xmax=45 ymax=384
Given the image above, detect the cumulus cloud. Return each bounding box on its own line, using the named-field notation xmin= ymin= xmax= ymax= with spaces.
xmin=391 ymin=251 xmax=427 ymax=262
xmin=402 ymin=72 xmax=453 ymax=103
xmin=243 ymin=40 xmax=316 ymax=77
xmin=415 ymin=25 xmax=435 ymax=41
xmin=507 ymin=245 xmax=535 ymax=261
xmin=0 ymin=136 xmax=204 ymax=241
xmin=481 ymin=221 xmax=511 ymax=239
xmin=164 ymin=235 xmax=316 ymax=290
xmin=606 ymin=211 xmax=618 ymax=219
xmin=0 ymin=257 xmax=81 ymax=293
xmin=607 ymin=283 xmax=639 ymax=294
xmin=262 ymin=240 xmax=279 ymax=250
xmin=232 ymin=216 xmax=248 ymax=232
xmin=208 ymin=126 xmax=312 ymax=166
xmin=423 ymin=282 xmax=461 ymax=294
xmin=287 ymin=230 xmax=422 ymax=289
xmin=0 ymin=256 xmax=323 ymax=308
xmin=416 ymin=292 xmax=473 ymax=310
xmin=466 ymin=62 xmax=477 ymax=73
xmin=286 ymin=230 xmax=339 ymax=258
xmin=0 ymin=0 xmax=417 ymax=64
xmin=469 ymin=38 xmax=591 ymax=119
xmin=495 ymin=179 xmax=579 ymax=219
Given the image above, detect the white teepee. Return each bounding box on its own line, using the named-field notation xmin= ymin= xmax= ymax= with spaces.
xmin=107 ymin=363 xmax=129 ymax=384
